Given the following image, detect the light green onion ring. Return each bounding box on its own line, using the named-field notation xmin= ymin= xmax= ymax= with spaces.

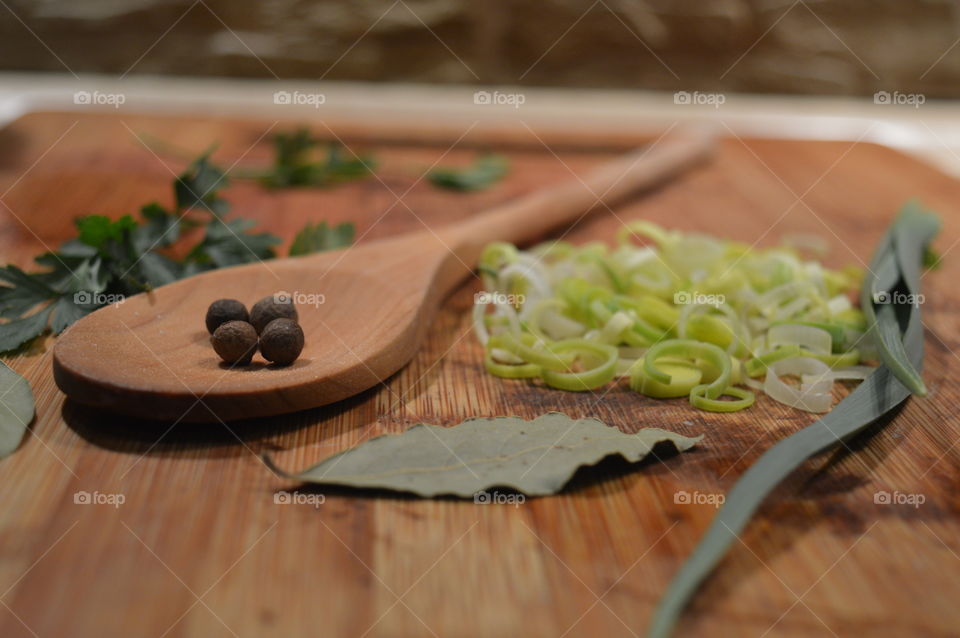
xmin=540 ymin=340 xmax=618 ymax=391
xmin=813 ymin=350 xmax=861 ymax=368
xmin=644 ymin=339 xmax=731 ymax=400
xmin=689 ymin=385 xmax=756 ymax=412
xmin=617 ymin=220 xmax=675 ymax=247
xmin=488 ymin=333 xmax=574 ymax=371
xmin=630 ymin=357 xmax=704 ymax=399
xmin=610 ymin=296 xmax=672 ymax=341
xmin=478 ymin=242 xmax=518 ymax=271
xmin=745 ymin=346 xmax=861 ymax=377
xmin=483 ymin=348 xmax=540 ymax=379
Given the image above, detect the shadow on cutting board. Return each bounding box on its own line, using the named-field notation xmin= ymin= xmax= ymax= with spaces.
xmin=59 ymin=382 xmax=383 ymax=458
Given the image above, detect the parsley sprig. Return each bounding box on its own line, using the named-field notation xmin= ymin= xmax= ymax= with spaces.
xmin=428 ymin=154 xmax=508 ymax=191
xmin=259 ymin=129 xmax=376 ymax=189
xmin=0 ymin=153 xmax=354 ymax=354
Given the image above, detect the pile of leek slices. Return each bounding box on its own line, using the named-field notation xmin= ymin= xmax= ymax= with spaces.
xmin=473 ymin=221 xmax=874 ymax=413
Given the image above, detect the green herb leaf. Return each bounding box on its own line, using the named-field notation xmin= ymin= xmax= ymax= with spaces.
xmin=0 ymin=265 xmax=56 ymax=319
xmin=289 ymin=221 xmax=355 ymax=256
xmin=0 ymin=307 xmax=53 ymax=352
xmin=261 ymin=129 xmax=375 ymax=188
xmin=136 ymin=252 xmax=181 ymax=288
xmin=133 ymin=203 xmax=181 ymax=252
xmin=646 ymin=203 xmax=940 ymax=638
xmin=265 ymin=413 xmax=700 ymax=497
xmin=75 ymin=215 xmax=137 ymax=250
xmin=428 ymin=154 xmax=508 ymax=191
xmin=319 ymin=144 xmax=377 ymax=184
xmin=0 ymin=361 xmax=35 ymax=458
xmin=175 ymin=154 xmax=229 ymax=214
xmin=0 ymin=254 xmax=106 ymax=350
xmin=186 ymin=218 xmax=280 ymax=269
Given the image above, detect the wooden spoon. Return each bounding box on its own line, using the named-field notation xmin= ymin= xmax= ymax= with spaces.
xmin=53 ymin=130 xmax=714 ymax=422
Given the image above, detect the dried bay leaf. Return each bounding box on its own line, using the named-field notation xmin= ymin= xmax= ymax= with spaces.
xmin=265 ymin=412 xmax=701 ymax=497
xmin=0 ymin=361 xmax=35 ymax=458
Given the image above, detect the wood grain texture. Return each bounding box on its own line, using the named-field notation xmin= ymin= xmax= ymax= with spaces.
xmin=1 ymin=111 xmax=959 ymax=638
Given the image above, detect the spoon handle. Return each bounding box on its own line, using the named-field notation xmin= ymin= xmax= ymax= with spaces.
xmin=447 ymin=127 xmax=716 ymax=258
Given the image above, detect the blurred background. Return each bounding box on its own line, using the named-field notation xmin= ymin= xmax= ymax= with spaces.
xmin=2 ymin=0 xmax=959 ymax=96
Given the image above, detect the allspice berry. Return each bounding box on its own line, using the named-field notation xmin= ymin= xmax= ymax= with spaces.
xmin=205 ymin=299 xmax=249 ymax=334
xmin=259 ymin=318 xmax=304 ymax=365
xmin=211 ymin=320 xmax=258 ymax=366
xmin=249 ymin=294 xmax=298 ymax=334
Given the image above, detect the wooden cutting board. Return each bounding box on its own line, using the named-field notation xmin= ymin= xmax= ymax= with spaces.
xmin=1 ymin=111 xmax=959 ymax=638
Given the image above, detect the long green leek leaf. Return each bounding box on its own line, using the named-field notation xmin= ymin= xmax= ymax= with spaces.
xmin=646 ymin=203 xmax=939 ymax=638
xmin=860 ymin=200 xmax=940 ymax=395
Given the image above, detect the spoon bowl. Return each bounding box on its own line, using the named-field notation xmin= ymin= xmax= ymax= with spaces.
xmin=55 ymin=231 xmax=460 ymax=421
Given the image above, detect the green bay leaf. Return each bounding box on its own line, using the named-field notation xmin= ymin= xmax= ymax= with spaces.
xmin=266 ymin=413 xmax=700 ymax=497
xmin=0 ymin=361 xmax=34 ymax=458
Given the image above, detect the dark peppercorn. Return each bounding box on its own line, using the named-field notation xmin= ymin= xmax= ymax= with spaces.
xmin=259 ymin=318 xmax=304 ymax=365
xmin=211 ymin=320 xmax=258 ymax=365
xmin=249 ymin=294 xmax=299 ymax=334
xmin=205 ymin=299 xmax=249 ymax=334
